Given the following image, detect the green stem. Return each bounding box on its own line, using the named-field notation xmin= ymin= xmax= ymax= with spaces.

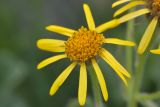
xmin=125 ymin=9 xmax=148 ymax=107
xmin=125 ymin=8 xmax=138 ymax=107
xmin=126 ymin=15 xmax=135 ymax=72
xmin=128 ymin=55 xmax=147 ymax=107
xmin=137 ymin=91 xmax=160 ymax=101
xmin=88 ymin=65 xmax=104 ymax=107
xmin=125 ymin=18 xmax=147 ymax=107
xmin=135 ymin=55 xmax=147 ymax=92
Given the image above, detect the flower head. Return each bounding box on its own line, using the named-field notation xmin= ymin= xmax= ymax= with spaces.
xmin=37 ymin=4 xmax=135 ymax=106
xmin=65 ymin=27 xmax=104 ymax=62
xmin=112 ymin=0 xmax=159 ymax=54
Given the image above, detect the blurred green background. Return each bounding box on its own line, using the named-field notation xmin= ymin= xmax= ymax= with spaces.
xmin=0 ymin=0 xmax=160 ymax=107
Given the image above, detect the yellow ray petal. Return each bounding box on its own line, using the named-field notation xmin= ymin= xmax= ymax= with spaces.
xmin=112 ymin=0 xmax=131 ymax=8
xmin=46 ymin=25 xmax=75 ymax=37
xmin=112 ymin=66 xmax=128 ymax=86
xmin=37 ymin=39 xmax=65 ymax=48
xmin=150 ymin=49 xmax=160 ymax=54
xmin=37 ymin=39 xmax=65 ymax=52
xmin=118 ymin=8 xmax=150 ymax=24
xmin=96 ymin=19 xmax=120 ymax=33
xmin=100 ymin=50 xmax=128 ymax=86
xmin=114 ymin=1 xmax=147 ymax=17
xmin=104 ymin=38 xmax=135 ymax=46
xmin=138 ymin=16 xmax=158 ymax=54
xmin=100 ymin=48 xmax=131 ymax=77
xmin=100 ymin=48 xmax=131 ymax=78
xmin=83 ymin=4 xmax=95 ymax=30
xmin=50 ymin=62 xmax=77 ymax=96
xmin=91 ymin=59 xmax=108 ymax=101
xmin=101 ymin=49 xmax=131 ymax=78
xmin=37 ymin=54 xmax=67 ymax=69
xmin=37 ymin=45 xmax=65 ymax=53
xmin=78 ymin=62 xmax=87 ymax=106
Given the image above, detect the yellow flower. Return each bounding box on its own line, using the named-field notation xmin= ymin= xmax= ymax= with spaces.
xmin=37 ymin=4 xmax=135 ymax=106
xmin=112 ymin=0 xmax=160 ymax=54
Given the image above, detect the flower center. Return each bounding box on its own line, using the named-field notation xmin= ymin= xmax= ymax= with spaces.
xmin=147 ymin=0 xmax=160 ymax=17
xmin=65 ymin=27 xmax=104 ymax=62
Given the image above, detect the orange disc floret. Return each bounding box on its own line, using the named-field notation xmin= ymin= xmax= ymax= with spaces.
xmin=147 ymin=0 xmax=160 ymax=16
xmin=65 ymin=27 xmax=104 ymax=62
